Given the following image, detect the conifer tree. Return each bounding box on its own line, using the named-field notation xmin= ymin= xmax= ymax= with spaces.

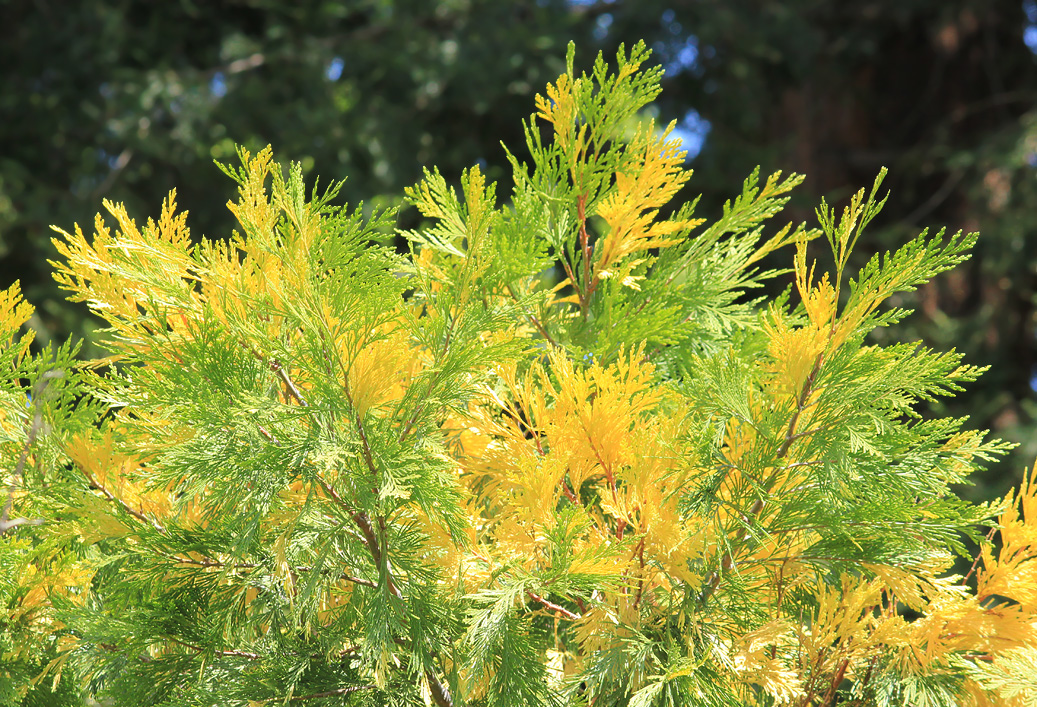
xmin=4 ymin=41 xmax=1037 ymax=706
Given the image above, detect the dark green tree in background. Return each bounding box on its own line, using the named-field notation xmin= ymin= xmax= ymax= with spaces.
xmin=3 ymin=0 xmax=1037 ymax=497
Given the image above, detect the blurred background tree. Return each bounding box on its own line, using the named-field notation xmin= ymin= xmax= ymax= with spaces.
xmin=2 ymin=0 xmax=1036 ymax=495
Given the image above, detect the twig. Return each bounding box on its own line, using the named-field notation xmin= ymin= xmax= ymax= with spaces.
xmin=850 ymin=656 xmax=879 ymax=707
xmin=819 ymin=657 xmax=850 ymax=706
xmin=254 ymin=417 xmax=378 ymax=592
xmin=90 ymin=148 xmax=134 ymax=200
xmin=244 ymin=344 xmax=309 ymax=408
xmin=426 ymin=671 xmax=454 ymax=707
xmin=396 ymin=315 xmax=455 ymax=444
xmin=225 ymin=52 xmax=265 ymax=75
xmin=497 ymin=394 xmax=546 ymax=456
xmin=269 ymin=359 xmax=309 ymax=407
xmin=332 ymin=572 xmax=376 ymax=589
xmin=578 ymin=194 xmax=595 ymax=317
xmin=701 ymin=353 xmax=824 ymax=603
xmin=505 ymin=283 xmax=557 ymax=347
xmin=164 ymin=552 xmax=377 ymax=588
xmin=902 ymin=169 xmax=964 ymax=225
xmin=167 ymin=637 xmax=261 ymax=661
xmin=775 ymin=355 xmax=825 ymax=459
xmin=288 ymin=685 xmax=376 ymax=701
xmin=300 ymin=321 xmax=455 ymax=706
xmin=526 ymin=589 xmax=581 ymax=621
xmin=575 ymin=411 xmax=625 ymax=538
xmin=560 ymin=478 xmax=580 ymax=505
xmin=81 ymin=467 xmax=167 ymax=534
xmin=963 ymin=525 xmax=999 ymax=587
xmin=99 ymin=642 xmax=153 ymax=663
xmin=316 ymin=478 xmax=401 ymax=599
xmin=556 ymin=245 xmax=582 ymax=308
xmin=256 ymin=343 xmax=398 ymax=596
xmin=1 ymin=371 xmax=61 ymax=535
xmin=632 ymin=538 xmax=647 ymax=609
xmin=0 ymin=516 xmax=43 ymax=533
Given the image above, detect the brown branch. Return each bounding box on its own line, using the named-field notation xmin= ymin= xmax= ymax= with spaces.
xmin=526 ymin=589 xmax=582 ymax=621
xmin=497 ymin=393 xmax=547 ymax=457
xmin=575 ymin=412 xmax=625 ymax=538
xmin=850 ymin=656 xmax=879 ymax=707
xmin=307 ymin=336 xmax=404 ymax=599
xmin=325 ymin=346 xmax=384 ymax=483
xmin=554 ymin=229 xmax=583 ymax=308
xmin=397 ymin=322 xmax=454 ymax=444
xmin=269 ymin=358 xmax=309 ymax=407
xmin=333 ymin=572 xmax=377 ymax=589
xmin=344 ymin=404 xmax=379 ymax=477
xmin=312 ymin=322 xmax=454 ymax=706
xmin=316 ymin=478 xmax=401 ymax=599
xmin=560 ymin=477 xmax=580 ymax=505
xmin=82 ymin=468 xmax=167 ymax=534
xmin=426 ymin=671 xmax=454 ymax=707
xmin=819 ymin=658 xmax=850 ymax=707
xmin=99 ymin=642 xmax=153 ymax=663
xmin=245 ymin=344 xmax=308 ymax=408
xmin=775 ymin=355 xmax=825 ymax=459
xmin=249 ymin=425 xmax=377 ymax=588
xmin=577 ymin=194 xmax=595 ymax=317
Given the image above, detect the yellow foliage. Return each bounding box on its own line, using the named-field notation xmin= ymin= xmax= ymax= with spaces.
xmin=15 ymin=561 xmax=96 ymax=623
xmin=763 ymin=309 xmax=828 ymax=400
xmin=540 ymin=345 xmax=663 ymax=485
xmin=51 ymin=191 xmax=199 ymax=353
xmin=595 ymin=125 xmax=702 ymax=283
xmin=799 ymin=575 xmax=884 ymax=677
xmin=225 ymin=146 xmax=277 ymax=243
xmin=978 ymin=464 xmax=1037 ymax=611
xmin=66 ymin=427 xmax=172 ymax=528
xmin=342 ymin=323 xmax=423 ymax=417
xmin=0 ymin=281 xmax=35 ymax=353
xmin=731 ymin=620 xmax=804 ymax=704
xmin=534 ymin=73 xmax=581 ymax=156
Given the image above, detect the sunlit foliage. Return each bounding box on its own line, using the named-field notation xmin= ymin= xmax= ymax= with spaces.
xmin=2 ymin=42 xmax=1035 ymax=707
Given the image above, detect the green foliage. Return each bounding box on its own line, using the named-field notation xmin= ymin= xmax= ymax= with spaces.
xmin=3 ymin=41 xmax=1037 ymax=707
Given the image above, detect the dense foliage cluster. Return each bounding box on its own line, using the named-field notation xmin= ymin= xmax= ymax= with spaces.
xmin=3 ymin=43 xmax=1037 ymax=706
